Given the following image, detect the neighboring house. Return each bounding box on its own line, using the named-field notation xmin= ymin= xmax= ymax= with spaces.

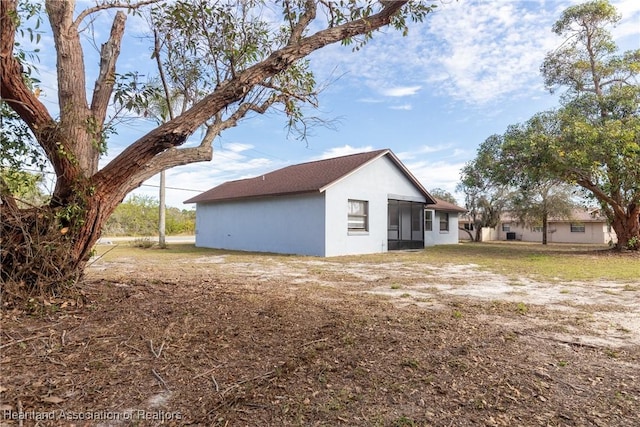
xmin=460 ymin=208 xmax=617 ymax=245
xmin=185 ymin=149 xmax=466 ymax=256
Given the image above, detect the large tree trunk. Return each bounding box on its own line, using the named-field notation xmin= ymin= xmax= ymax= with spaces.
xmin=610 ymin=203 xmax=640 ymax=250
xmin=473 ymin=223 xmax=482 ymax=242
xmin=0 ymin=185 xmax=123 ymax=304
xmin=576 ymin=177 xmax=640 ymax=251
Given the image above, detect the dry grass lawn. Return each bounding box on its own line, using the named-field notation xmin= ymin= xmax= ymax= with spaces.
xmin=1 ymin=242 xmax=638 ymax=426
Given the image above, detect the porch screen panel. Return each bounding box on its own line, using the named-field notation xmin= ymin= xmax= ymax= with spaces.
xmin=387 ymin=200 xmax=424 ymax=250
xmin=388 ymin=200 xmax=399 ymax=240
xmin=411 ymin=203 xmax=423 ymax=240
xmin=401 ymin=205 xmax=412 ymax=240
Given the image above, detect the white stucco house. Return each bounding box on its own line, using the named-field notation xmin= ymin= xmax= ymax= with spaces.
xmin=185 ymin=149 xmax=466 ymax=256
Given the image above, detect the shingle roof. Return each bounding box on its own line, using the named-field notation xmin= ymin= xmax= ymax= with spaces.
xmin=185 ymin=149 xmax=435 ymax=204
xmin=428 ymin=198 xmax=467 ymax=213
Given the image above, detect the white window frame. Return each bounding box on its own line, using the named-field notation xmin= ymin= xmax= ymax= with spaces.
xmin=348 ymin=199 xmax=369 ymax=232
xmin=424 ymin=210 xmax=433 ymax=232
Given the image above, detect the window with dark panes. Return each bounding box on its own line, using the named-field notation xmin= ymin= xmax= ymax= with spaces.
xmin=439 ymin=212 xmax=449 ymax=232
xmin=570 ymin=223 xmax=585 ymax=233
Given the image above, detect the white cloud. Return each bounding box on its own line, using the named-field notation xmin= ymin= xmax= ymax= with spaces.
xmin=397 ymin=144 xmax=456 ymax=162
xmin=216 ymin=142 xmax=254 ymax=155
xmin=380 ymin=86 xmax=422 ymax=97
xmin=309 ymin=0 xmax=637 ymax=108
xmin=404 ymin=159 xmax=466 ymax=204
xmin=317 ymin=145 xmax=375 ymax=160
xmin=611 ymin=0 xmax=640 ymax=44
xmin=421 ymin=1 xmax=563 ymax=105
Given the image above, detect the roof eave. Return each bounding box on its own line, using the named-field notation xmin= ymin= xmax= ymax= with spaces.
xmin=184 ymin=189 xmax=321 ymax=204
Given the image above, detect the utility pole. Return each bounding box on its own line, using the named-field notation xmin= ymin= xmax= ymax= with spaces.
xmin=159 ymin=170 xmax=166 ymax=248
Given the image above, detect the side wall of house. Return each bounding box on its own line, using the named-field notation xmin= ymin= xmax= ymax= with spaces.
xmin=496 ymin=221 xmax=611 ymax=244
xmin=324 ymin=155 xmax=426 ymax=257
xmin=547 ymin=222 xmax=611 ymax=244
xmin=425 ymin=210 xmax=460 ymax=246
xmin=194 ymin=193 xmax=326 ymax=256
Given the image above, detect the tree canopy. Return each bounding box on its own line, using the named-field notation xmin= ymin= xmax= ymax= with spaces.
xmin=429 ymin=188 xmax=458 ymax=205
xmin=1 ymin=0 xmax=437 ymax=297
xmin=460 ymin=0 xmax=639 ymax=249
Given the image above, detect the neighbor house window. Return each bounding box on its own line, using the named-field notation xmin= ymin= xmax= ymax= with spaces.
xmin=532 ymin=226 xmax=542 ymax=232
xmin=424 ymin=210 xmax=433 ymax=231
xmin=502 ymin=223 xmax=511 ymax=232
xmin=570 ymin=223 xmax=585 ymax=233
xmin=464 ymin=223 xmax=474 ymax=231
xmin=439 ymin=212 xmax=449 ymax=232
xmin=348 ymin=200 xmax=368 ymax=231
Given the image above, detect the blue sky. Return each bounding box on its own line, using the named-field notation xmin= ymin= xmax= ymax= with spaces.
xmin=31 ymin=0 xmax=640 ymax=207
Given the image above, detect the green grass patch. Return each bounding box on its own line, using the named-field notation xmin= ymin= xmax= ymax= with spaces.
xmin=380 ymin=242 xmax=637 ymax=282
xmin=515 ymin=302 xmax=528 ymax=315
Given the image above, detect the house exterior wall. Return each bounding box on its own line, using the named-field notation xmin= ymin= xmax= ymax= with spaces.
xmin=482 ymin=227 xmax=499 ymax=242
xmin=425 ymin=210 xmax=460 ymax=246
xmin=459 ymin=225 xmax=497 ymax=242
xmin=547 ymin=222 xmax=615 ymax=244
xmin=496 ymin=221 xmax=614 ymax=244
xmin=323 ymin=155 xmax=426 ymax=256
xmin=194 ymin=193 xmax=326 ymax=256
xmin=459 ymin=228 xmax=472 ymax=241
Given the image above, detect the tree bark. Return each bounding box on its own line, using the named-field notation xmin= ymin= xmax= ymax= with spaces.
xmin=1 ymin=1 xmax=81 ymax=202
xmin=610 ymin=203 xmax=640 ymax=250
xmin=578 ymin=178 xmax=640 ymax=250
xmin=45 ymin=0 xmax=96 ymax=175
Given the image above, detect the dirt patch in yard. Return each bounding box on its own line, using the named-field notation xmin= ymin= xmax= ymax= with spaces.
xmin=1 ymin=251 xmax=638 ymax=426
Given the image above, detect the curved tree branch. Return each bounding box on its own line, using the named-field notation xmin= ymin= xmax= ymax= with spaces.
xmin=123 ymin=90 xmax=289 ymax=194
xmin=289 ymin=0 xmax=317 ymax=44
xmin=94 ymin=1 xmax=409 ymax=193
xmin=73 ymin=0 xmax=159 ymax=28
xmin=90 ymin=11 xmax=126 ymax=124
xmin=1 ymin=0 xmax=82 ymax=202
xmin=0 ymin=0 xmax=53 ymax=132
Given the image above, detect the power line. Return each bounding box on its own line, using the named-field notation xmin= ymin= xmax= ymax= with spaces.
xmin=17 ymin=168 xmax=206 ymax=193
xmin=140 ymin=183 xmax=203 ymax=192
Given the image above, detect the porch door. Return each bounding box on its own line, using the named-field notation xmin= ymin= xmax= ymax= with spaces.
xmin=388 ymin=200 xmax=424 ymax=250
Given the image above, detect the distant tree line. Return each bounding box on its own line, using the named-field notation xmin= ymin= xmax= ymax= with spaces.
xmin=102 ymin=195 xmax=195 ymax=236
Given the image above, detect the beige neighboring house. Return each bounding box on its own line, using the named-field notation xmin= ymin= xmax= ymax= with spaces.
xmin=459 ymin=208 xmax=617 ymax=245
